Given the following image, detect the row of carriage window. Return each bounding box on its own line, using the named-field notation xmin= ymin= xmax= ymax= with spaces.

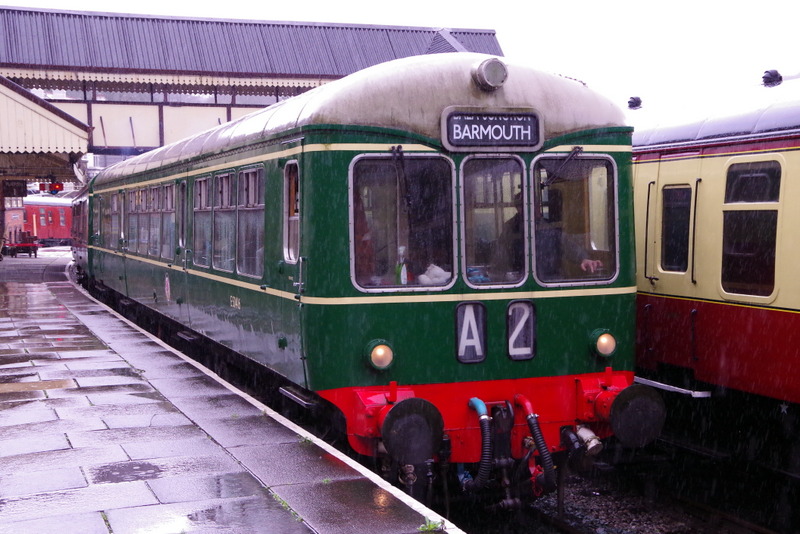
xmin=94 ymin=153 xmax=617 ymax=288
xmin=97 ymin=165 xmax=278 ymax=279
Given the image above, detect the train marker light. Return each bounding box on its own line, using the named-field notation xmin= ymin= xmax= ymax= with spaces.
xmin=366 ymin=340 xmax=394 ymax=370
xmin=47 ymin=181 xmax=64 ymax=194
xmin=590 ymin=329 xmax=617 ymax=357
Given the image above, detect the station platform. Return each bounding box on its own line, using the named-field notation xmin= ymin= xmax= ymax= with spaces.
xmin=0 ymin=249 xmax=463 ymax=534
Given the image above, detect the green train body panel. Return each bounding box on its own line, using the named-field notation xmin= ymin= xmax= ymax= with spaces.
xmin=302 ymin=293 xmax=635 ymax=391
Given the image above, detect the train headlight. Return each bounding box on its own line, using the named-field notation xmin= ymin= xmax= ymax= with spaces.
xmin=366 ymin=340 xmax=394 ymax=370
xmin=590 ymin=329 xmax=617 ymax=358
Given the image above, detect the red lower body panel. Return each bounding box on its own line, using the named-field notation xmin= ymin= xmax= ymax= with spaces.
xmin=637 ymin=293 xmax=800 ymax=404
xmin=318 ymin=368 xmax=633 ymax=462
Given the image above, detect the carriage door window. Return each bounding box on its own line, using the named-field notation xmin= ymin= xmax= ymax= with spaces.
xmin=661 ymin=187 xmax=692 ymax=271
xmin=161 ymin=184 xmax=175 ymax=260
xmin=126 ymin=191 xmax=138 ymax=253
xmin=176 ymin=182 xmax=186 ymax=254
xmin=137 ymin=189 xmax=149 ymax=255
xmin=148 ymin=187 xmax=161 ymax=257
xmin=533 ymin=155 xmax=616 ymax=283
xmin=110 ymin=194 xmax=120 ymax=248
xmin=284 ymin=162 xmax=300 ymax=263
xmin=721 ymin=161 xmax=780 ymax=296
xmin=462 ymin=157 xmax=524 ymax=285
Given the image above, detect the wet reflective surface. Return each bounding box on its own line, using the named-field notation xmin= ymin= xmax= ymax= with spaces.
xmin=0 ymin=250 xmax=452 ymax=533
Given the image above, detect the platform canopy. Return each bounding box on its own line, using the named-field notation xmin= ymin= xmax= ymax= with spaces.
xmin=0 ymin=75 xmax=89 ymax=184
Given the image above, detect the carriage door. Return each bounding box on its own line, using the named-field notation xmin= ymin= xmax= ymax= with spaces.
xmin=280 ymin=160 xmax=307 ymax=385
xmin=173 ymin=181 xmax=191 ymax=323
xmin=640 ymin=153 xmax=702 ymax=372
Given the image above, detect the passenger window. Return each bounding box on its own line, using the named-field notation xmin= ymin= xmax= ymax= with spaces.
xmin=213 ymin=173 xmax=236 ymax=272
xmin=137 ymin=189 xmax=149 ymax=255
xmin=351 ymin=155 xmax=453 ymax=289
xmin=100 ymin=194 xmax=116 ymax=249
xmin=127 ymin=190 xmax=141 ymax=254
xmin=462 ymin=157 xmax=524 ymax=285
xmin=237 ymin=167 xmax=265 ymax=277
xmin=284 ymin=162 xmax=300 ymax=263
xmin=193 ymin=177 xmax=212 ymax=267
xmin=533 ymin=155 xmax=616 ymax=283
xmin=725 ymin=161 xmax=781 ymax=202
xmin=721 ymin=161 xmax=780 ymax=296
xmin=661 ymin=187 xmax=691 ymax=272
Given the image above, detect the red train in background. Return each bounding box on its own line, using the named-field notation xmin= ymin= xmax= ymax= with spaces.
xmin=26 ymin=194 xmax=73 ymax=245
xmin=3 ymin=194 xmax=72 ymax=257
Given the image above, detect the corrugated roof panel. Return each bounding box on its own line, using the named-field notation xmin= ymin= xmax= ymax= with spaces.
xmin=141 ymin=18 xmax=170 ymax=70
xmin=237 ymin=24 xmax=270 ymax=73
xmin=326 ymin=27 xmax=396 ymax=74
xmin=87 ymin=16 xmax=125 ymax=69
xmin=194 ymin=20 xmax=224 ymax=72
xmin=46 ymin=12 xmax=77 ymax=65
xmin=296 ymin=25 xmax=340 ymax=75
xmin=386 ymin=29 xmax=437 ymax=59
xmin=216 ymin=22 xmax=248 ymax=73
xmin=124 ymin=16 xmax=159 ymax=70
xmin=264 ymin=25 xmax=305 ymax=75
xmin=451 ymin=31 xmax=504 ymax=56
xmin=0 ymin=13 xmax=9 ymax=62
xmin=68 ymin=13 xmax=94 ymax=65
xmin=15 ymin=10 xmax=49 ymax=65
xmin=170 ymin=20 xmax=206 ymax=72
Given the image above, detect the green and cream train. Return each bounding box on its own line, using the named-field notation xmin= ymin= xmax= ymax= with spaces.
xmin=73 ymin=52 xmax=663 ymax=507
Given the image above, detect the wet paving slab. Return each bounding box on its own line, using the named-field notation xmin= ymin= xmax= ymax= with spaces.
xmin=0 ymin=253 xmax=462 ymax=534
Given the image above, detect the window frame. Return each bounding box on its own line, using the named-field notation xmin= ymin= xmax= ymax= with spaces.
xmin=460 ymin=154 xmax=527 ymax=289
xmin=720 ymin=159 xmax=782 ymax=299
xmin=212 ymin=171 xmax=237 ymax=272
xmin=530 ymin=153 xmax=620 ymax=287
xmin=236 ymin=166 xmax=266 ymax=278
xmin=660 ymin=185 xmax=693 ymax=273
xmin=349 ymin=153 xmax=457 ymax=293
xmin=192 ymin=176 xmax=213 ymax=267
xmin=283 ymin=161 xmax=300 ymax=264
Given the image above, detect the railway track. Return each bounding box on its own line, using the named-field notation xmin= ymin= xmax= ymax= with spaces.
xmin=446 ymin=442 xmax=790 ymax=534
xmin=524 ymin=461 xmax=784 ymax=534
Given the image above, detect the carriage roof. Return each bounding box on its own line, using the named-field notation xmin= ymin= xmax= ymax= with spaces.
xmin=633 ymin=83 xmax=800 ymax=149
xmin=93 ymin=52 xmax=625 ymax=186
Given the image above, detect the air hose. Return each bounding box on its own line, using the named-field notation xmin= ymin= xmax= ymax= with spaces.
xmin=464 ymin=397 xmax=493 ymax=491
xmin=514 ymin=394 xmax=556 ymax=493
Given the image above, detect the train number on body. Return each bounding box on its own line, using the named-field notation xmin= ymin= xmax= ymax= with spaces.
xmin=456 ymin=301 xmax=535 ymax=363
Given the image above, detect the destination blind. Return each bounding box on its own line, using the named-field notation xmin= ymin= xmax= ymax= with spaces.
xmin=446 ymin=112 xmax=540 ymax=149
